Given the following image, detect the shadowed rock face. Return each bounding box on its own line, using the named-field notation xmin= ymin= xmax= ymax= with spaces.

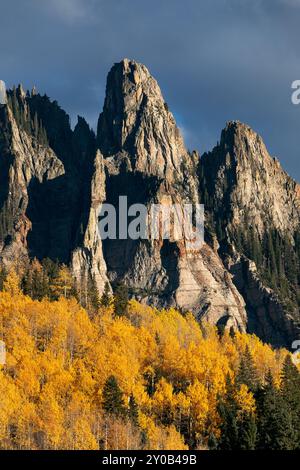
xmin=0 ymin=60 xmax=299 ymax=346
xmin=0 ymin=87 xmax=109 ymax=291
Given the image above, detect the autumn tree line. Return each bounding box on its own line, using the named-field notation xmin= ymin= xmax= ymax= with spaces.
xmin=0 ymin=258 xmax=120 ymax=314
xmin=0 ymin=267 xmax=299 ymax=450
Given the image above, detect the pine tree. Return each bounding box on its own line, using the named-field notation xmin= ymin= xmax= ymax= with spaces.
xmin=256 ymin=370 xmax=295 ymax=449
xmin=114 ymin=282 xmax=129 ymax=317
xmin=281 ymin=355 xmax=300 ymax=448
xmin=217 ymin=375 xmax=240 ymax=450
xmin=229 ymin=326 xmax=236 ymax=339
xmin=100 ymin=282 xmax=111 ymax=307
xmin=236 ymin=345 xmax=259 ymax=392
xmin=238 ymin=413 xmax=257 ymax=450
xmin=128 ymin=394 xmax=139 ymax=427
xmin=87 ymin=275 xmax=100 ymax=312
xmin=102 ymin=375 xmax=126 ymax=418
xmin=218 ymin=374 xmax=257 ymax=450
xmin=207 ymin=432 xmax=218 ymax=450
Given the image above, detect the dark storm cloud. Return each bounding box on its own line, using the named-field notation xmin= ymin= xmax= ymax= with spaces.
xmin=1 ymin=0 xmax=300 ymax=179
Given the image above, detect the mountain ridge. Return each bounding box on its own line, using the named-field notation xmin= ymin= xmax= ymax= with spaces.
xmin=0 ymin=59 xmax=299 ymax=347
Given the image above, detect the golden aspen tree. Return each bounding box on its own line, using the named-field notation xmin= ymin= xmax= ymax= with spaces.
xmin=3 ymin=269 xmax=21 ymax=296
xmin=234 ymin=384 xmax=256 ymax=417
xmin=51 ymin=266 xmax=74 ymax=299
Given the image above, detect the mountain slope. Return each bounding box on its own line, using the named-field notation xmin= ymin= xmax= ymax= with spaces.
xmin=0 ymin=61 xmax=299 ymax=346
xmin=199 ymin=121 xmax=300 ymax=345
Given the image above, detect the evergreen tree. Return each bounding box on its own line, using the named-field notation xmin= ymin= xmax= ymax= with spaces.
xmin=114 ymin=282 xmax=129 ymax=317
xmin=217 ymin=375 xmax=240 ymax=450
xmin=218 ymin=374 xmax=257 ymax=450
xmin=87 ymin=275 xmax=100 ymax=312
xmin=281 ymin=355 xmax=300 ymax=448
xmin=236 ymin=345 xmax=259 ymax=392
xmin=100 ymin=281 xmax=112 ymax=307
xmin=229 ymin=326 xmax=236 ymax=339
xmin=102 ymin=375 xmax=126 ymax=418
xmin=238 ymin=413 xmax=257 ymax=450
xmin=207 ymin=432 xmax=218 ymax=450
xmin=128 ymin=394 xmax=139 ymax=427
xmin=256 ymin=370 xmax=295 ymax=449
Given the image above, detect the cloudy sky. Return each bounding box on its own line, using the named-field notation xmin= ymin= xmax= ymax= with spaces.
xmin=1 ymin=0 xmax=300 ymax=180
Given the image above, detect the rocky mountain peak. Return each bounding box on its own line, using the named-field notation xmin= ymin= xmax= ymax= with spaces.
xmin=1 ymin=60 xmax=299 ymax=347
xmin=220 ymin=120 xmax=269 ymax=161
xmin=97 ymin=59 xmax=187 ymax=180
xmin=202 ymin=120 xmax=300 ymax=236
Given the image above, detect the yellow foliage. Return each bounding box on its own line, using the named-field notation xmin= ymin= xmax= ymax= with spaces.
xmin=235 ymin=384 xmax=256 ymax=416
xmin=3 ymin=269 xmax=21 ymax=296
xmin=0 ymin=287 xmax=289 ymax=449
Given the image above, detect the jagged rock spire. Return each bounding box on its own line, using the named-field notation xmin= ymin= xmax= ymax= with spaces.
xmin=97 ymin=59 xmax=187 ymax=180
xmin=202 ymin=120 xmax=300 ymax=236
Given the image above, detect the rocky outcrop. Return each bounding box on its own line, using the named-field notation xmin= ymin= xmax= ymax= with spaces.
xmin=97 ymin=59 xmax=247 ymax=332
xmin=0 ymin=81 xmax=7 ymax=105
xmin=98 ymin=59 xmax=186 ymax=182
xmin=201 ymin=121 xmax=300 ymax=237
xmin=71 ymin=150 xmax=109 ymax=293
xmin=200 ymin=121 xmax=300 ymax=347
xmin=0 ymin=101 xmax=64 ymax=265
xmin=227 ymin=255 xmax=300 ymax=347
xmin=0 ymin=87 xmax=109 ymax=289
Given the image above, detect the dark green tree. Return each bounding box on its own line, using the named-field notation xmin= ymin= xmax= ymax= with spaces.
xmin=281 ymin=354 xmax=300 ymax=448
xmin=114 ymin=282 xmax=129 ymax=317
xmin=102 ymin=375 xmax=126 ymax=418
xmin=87 ymin=275 xmax=100 ymax=312
xmin=207 ymin=432 xmax=218 ymax=450
xmin=100 ymin=281 xmax=112 ymax=307
xmin=217 ymin=375 xmax=240 ymax=450
xmin=128 ymin=393 xmax=139 ymax=427
xmin=229 ymin=326 xmax=236 ymax=339
xmin=256 ymin=370 xmax=295 ymax=450
xmin=218 ymin=374 xmax=257 ymax=450
xmin=236 ymin=345 xmax=259 ymax=392
xmin=238 ymin=413 xmax=257 ymax=450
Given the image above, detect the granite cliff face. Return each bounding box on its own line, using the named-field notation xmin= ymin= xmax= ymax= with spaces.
xmin=0 ymin=60 xmax=299 ymax=346
xmin=98 ymin=59 xmax=185 ymax=181
xmin=97 ymin=59 xmax=247 ymax=332
xmin=200 ymin=121 xmax=300 ymax=236
xmin=200 ymin=121 xmax=300 ymax=346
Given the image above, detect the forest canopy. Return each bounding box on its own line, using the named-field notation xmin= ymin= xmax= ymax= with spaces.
xmin=0 ymin=269 xmax=299 ymax=450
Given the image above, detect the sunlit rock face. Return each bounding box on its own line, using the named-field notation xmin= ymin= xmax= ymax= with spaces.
xmin=0 ymin=81 xmax=7 ymax=105
xmin=200 ymin=121 xmax=300 ymax=346
xmin=97 ymin=59 xmax=247 ymax=333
